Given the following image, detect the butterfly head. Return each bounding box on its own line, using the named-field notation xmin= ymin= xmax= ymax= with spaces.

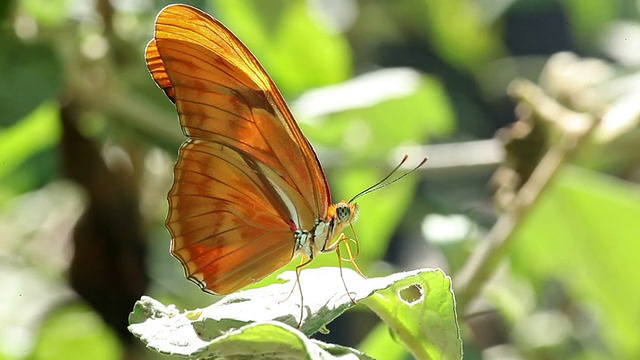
xmin=333 ymin=201 xmax=359 ymax=225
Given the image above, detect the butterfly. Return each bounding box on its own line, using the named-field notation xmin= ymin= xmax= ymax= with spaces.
xmin=146 ymin=4 xmax=425 ymax=314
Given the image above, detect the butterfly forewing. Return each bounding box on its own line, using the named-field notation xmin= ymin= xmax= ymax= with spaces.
xmin=148 ymin=4 xmax=332 ymax=293
xmin=145 ymin=40 xmax=175 ymax=100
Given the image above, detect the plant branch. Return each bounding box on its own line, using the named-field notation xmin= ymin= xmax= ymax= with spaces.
xmin=453 ymin=79 xmax=600 ymax=311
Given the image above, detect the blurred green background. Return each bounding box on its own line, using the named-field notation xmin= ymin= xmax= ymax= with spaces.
xmin=2 ymin=0 xmax=640 ymax=359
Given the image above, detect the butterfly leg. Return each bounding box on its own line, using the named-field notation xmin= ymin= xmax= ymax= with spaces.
xmin=325 ymin=233 xmax=368 ymax=305
xmin=325 ymin=231 xmax=366 ymax=278
xmin=280 ymin=257 xmax=314 ymax=328
xmin=333 ymin=237 xmax=357 ymax=305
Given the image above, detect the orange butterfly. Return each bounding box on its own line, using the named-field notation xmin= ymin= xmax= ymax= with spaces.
xmin=146 ymin=4 xmax=424 ymax=313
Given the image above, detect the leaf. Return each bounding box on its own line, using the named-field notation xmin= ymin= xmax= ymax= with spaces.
xmin=0 ymin=34 xmax=62 ymax=127
xmin=296 ymin=68 xmax=455 ymax=156
xmin=361 ymin=269 xmax=462 ymax=360
xmin=214 ymin=0 xmax=351 ymax=95
xmin=510 ymin=166 xmax=640 ymax=358
xmin=0 ymin=102 xmax=61 ymax=196
xmin=32 ymin=304 xmax=122 ymax=360
xmin=358 ymin=322 xmax=411 ymax=360
xmin=408 ymin=0 xmax=503 ymax=70
xmin=128 ymin=268 xmax=460 ymax=359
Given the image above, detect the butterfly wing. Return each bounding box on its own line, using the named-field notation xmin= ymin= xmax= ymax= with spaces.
xmin=146 ymin=4 xmax=330 ymax=294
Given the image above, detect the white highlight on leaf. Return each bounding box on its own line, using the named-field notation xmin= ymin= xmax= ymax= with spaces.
xmin=293 ymin=68 xmax=422 ymax=120
xmin=421 ymin=214 xmax=477 ymax=244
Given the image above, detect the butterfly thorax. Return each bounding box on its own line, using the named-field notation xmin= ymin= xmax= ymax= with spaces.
xmin=294 ymin=201 xmax=358 ymax=261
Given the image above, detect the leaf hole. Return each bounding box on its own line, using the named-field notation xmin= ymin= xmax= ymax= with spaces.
xmin=398 ymin=283 xmax=424 ymax=305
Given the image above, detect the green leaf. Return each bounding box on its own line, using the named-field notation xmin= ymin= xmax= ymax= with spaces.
xmin=358 ymin=322 xmax=410 ymax=360
xmin=0 ymin=102 xmax=60 ymax=197
xmin=199 ymin=322 xmax=375 ymax=360
xmin=381 ymin=0 xmax=503 ymax=71
xmin=212 ymin=0 xmax=351 ymax=96
xmin=296 ymin=68 xmax=455 ymax=156
xmin=511 ymin=166 xmax=640 ymax=358
xmin=361 ymin=269 xmax=462 ymax=360
xmin=0 ymin=34 xmax=62 ymax=127
xmin=19 ymin=0 xmax=68 ymax=26
xmin=32 ymin=304 xmax=122 ymax=360
xmin=564 ymin=0 xmax=617 ymax=48
xmin=129 ymin=268 xmax=460 ymax=359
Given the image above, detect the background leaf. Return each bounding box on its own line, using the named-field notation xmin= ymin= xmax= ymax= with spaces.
xmin=0 ymin=34 xmax=62 ymax=127
xmin=212 ymin=0 xmax=351 ymax=95
xmin=510 ymin=166 xmax=640 ymax=358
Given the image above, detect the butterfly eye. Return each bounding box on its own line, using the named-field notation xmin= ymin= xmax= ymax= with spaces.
xmin=336 ymin=203 xmax=352 ymax=223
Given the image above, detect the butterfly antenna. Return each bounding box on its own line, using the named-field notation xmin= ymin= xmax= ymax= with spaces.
xmin=349 ymin=155 xmax=428 ymax=203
